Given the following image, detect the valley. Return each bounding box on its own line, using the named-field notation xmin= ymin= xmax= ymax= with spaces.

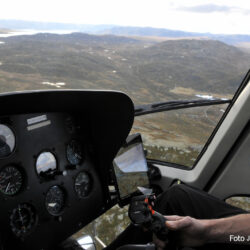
xmin=0 ymin=32 xmax=249 ymax=167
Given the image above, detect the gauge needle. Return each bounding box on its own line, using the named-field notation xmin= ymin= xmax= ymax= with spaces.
xmin=74 ymin=153 xmax=81 ymax=158
xmin=5 ymin=182 xmax=10 ymax=192
xmin=18 ymin=207 xmax=24 ymax=225
xmin=48 ymin=203 xmax=57 ymax=207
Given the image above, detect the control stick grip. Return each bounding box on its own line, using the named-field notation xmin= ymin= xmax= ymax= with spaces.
xmin=151 ymin=212 xmax=168 ymax=241
xmin=128 ymin=195 xmax=169 ymax=241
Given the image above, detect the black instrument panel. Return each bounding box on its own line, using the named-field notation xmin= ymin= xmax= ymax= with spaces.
xmin=0 ymin=112 xmax=104 ymax=250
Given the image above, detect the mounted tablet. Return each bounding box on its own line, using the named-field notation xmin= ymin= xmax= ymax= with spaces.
xmin=113 ymin=133 xmax=150 ymax=206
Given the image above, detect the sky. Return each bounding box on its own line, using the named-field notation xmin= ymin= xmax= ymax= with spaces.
xmin=1 ymin=0 xmax=250 ymax=34
xmin=114 ymin=144 xmax=147 ymax=173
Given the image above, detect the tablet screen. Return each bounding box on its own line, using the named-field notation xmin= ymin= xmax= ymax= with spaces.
xmin=113 ymin=135 xmax=149 ymax=200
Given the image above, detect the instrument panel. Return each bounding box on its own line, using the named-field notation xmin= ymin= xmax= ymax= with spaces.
xmin=0 ymin=112 xmax=104 ymax=250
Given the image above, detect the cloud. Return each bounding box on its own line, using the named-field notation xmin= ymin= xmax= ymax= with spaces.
xmin=177 ymin=4 xmax=250 ymax=15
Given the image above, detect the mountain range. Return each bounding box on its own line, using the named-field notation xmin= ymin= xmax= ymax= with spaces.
xmin=1 ymin=20 xmax=250 ymax=46
xmin=0 ymin=32 xmax=249 ymax=104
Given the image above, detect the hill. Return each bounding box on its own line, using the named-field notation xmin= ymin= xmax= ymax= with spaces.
xmin=98 ymin=26 xmax=201 ymax=38
xmin=0 ymin=32 xmax=249 ymax=167
xmin=0 ymin=33 xmax=249 ymax=104
xmin=123 ymin=40 xmax=250 ymax=96
xmin=98 ymin=26 xmax=250 ymax=45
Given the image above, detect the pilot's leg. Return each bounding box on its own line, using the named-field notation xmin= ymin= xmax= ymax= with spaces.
xmin=154 ymin=183 xmax=248 ymax=219
xmin=106 ymin=184 xmax=248 ymax=250
xmin=154 ymin=184 xmax=249 ymax=250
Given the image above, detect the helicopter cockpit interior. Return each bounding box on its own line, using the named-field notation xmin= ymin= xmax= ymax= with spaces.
xmin=0 ymin=69 xmax=250 ymax=250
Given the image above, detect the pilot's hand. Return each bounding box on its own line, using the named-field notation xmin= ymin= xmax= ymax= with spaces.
xmin=153 ymin=215 xmax=208 ymax=249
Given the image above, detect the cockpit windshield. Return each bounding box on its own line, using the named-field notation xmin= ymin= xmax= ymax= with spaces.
xmin=0 ymin=1 xmax=250 ymax=105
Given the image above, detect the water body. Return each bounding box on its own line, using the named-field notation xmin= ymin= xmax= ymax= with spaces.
xmin=195 ymin=94 xmax=229 ymax=101
xmin=42 ymin=82 xmax=66 ymax=88
xmin=0 ymin=29 xmax=76 ymax=38
xmin=195 ymin=94 xmax=214 ymax=100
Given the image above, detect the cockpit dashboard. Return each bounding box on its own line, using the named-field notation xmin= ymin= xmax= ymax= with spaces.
xmin=0 ymin=90 xmax=134 ymax=250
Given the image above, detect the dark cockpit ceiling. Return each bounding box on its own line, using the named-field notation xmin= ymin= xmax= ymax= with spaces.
xmin=0 ymin=90 xmax=134 ymax=250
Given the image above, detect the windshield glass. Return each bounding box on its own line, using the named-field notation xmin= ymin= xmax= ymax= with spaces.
xmin=1 ymin=0 xmax=250 ymax=247
xmin=0 ymin=1 xmax=250 ymax=105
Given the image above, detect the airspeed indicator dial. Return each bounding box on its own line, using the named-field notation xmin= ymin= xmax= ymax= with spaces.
xmin=10 ymin=203 xmax=36 ymax=237
xmin=75 ymin=171 xmax=92 ymax=198
xmin=45 ymin=186 xmax=65 ymax=216
xmin=0 ymin=124 xmax=15 ymax=158
xmin=0 ymin=166 xmax=23 ymax=195
xmin=36 ymin=152 xmax=57 ymax=175
xmin=66 ymin=140 xmax=84 ymax=165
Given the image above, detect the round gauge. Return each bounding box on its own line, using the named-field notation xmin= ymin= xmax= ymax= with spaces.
xmin=75 ymin=171 xmax=92 ymax=198
xmin=10 ymin=203 xmax=36 ymax=237
xmin=0 ymin=124 xmax=15 ymax=158
xmin=66 ymin=140 xmax=84 ymax=165
xmin=0 ymin=166 xmax=23 ymax=195
xmin=36 ymin=152 xmax=57 ymax=175
xmin=45 ymin=186 xmax=65 ymax=216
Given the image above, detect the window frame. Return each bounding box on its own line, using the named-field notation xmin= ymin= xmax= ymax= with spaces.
xmin=133 ymin=70 xmax=250 ymax=170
